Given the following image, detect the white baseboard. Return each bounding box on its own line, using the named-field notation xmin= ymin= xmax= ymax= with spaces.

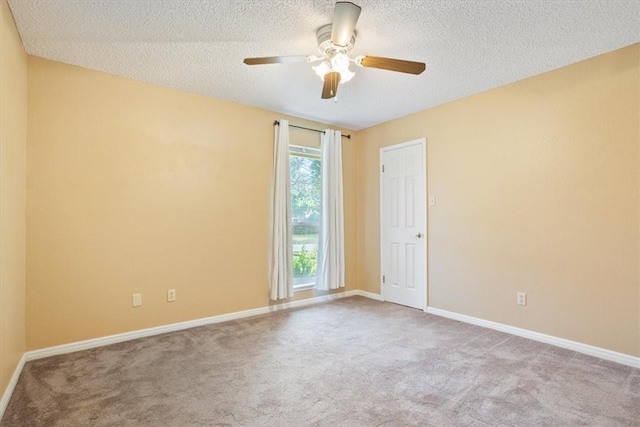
xmin=352 ymin=292 xmax=639 ymax=368
xmin=26 ymin=290 xmax=359 ymax=362
xmin=354 ymin=290 xmax=384 ymax=301
xmin=13 ymin=289 xmax=636 ymax=420
xmin=425 ymin=306 xmax=640 ymax=369
xmin=0 ymin=353 xmax=26 ymax=420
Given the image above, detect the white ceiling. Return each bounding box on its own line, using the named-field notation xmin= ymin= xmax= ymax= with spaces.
xmin=7 ymin=0 xmax=640 ymax=131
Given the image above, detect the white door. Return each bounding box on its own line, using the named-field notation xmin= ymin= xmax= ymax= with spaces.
xmin=381 ymin=139 xmax=426 ymax=309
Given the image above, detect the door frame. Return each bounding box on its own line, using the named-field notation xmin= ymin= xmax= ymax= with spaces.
xmin=379 ymin=137 xmax=428 ymax=310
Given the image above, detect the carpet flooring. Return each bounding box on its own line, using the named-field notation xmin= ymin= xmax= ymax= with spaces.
xmin=2 ymin=296 xmax=639 ymax=426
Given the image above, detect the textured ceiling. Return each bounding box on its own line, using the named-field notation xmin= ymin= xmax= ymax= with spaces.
xmin=7 ymin=0 xmax=640 ymax=131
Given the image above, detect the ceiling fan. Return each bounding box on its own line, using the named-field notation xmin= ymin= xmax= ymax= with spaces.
xmin=243 ymin=1 xmax=426 ymax=100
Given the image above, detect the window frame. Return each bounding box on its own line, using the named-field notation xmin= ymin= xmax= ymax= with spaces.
xmin=289 ymin=144 xmax=321 ymax=292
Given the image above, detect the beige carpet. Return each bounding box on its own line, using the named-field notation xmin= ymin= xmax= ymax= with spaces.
xmin=2 ymin=296 xmax=639 ymax=426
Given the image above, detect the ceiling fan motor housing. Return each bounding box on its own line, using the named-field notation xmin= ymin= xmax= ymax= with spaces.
xmin=316 ymin=24 xmax=356 ymax=55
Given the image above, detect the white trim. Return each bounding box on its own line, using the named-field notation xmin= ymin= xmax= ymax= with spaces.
xmin=0 ymin=353 xmax=26 ymax=420
xmin=6 ymin=289 xmax=636 ymax=418
xmin=425 ymin=307 xmax=640 ymax=369
xmin=380 ymin=138 xmax=428 ymax=309
xmin=25 ymin=291 xmax=359 ymax=362
xmin=379 ymin=148 xmax=385 ymax=301
xmin=380 ymin=138 xmax=427 ymax=152
xmin=293 ymin=283 xmax=316 ymax=292
xmin=354 ymin=290 xmax=384 ymax=301
xmin=289 ymin=145 xmax=321 ymax=156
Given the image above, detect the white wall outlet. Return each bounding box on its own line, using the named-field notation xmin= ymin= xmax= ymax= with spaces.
xmin=167 ymin=289 xmax=176 ymax=302
xmin=429 ymin=195 xmax=436 ymax=207
xmin=132 ymin=293 xmax=142 ymax=307
xmin=517 ymin=292 xmax=527 ymax=306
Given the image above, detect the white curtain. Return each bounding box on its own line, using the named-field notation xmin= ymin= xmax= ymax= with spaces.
xmin=269 ymin=120 xmax=293 ymax=300
xmin=316 ymin=129 xmax=345 ymax=290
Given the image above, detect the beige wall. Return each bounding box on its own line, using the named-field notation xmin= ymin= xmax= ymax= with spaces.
xmin=0 ymin=0 xmax=27 ymax=397
xmin=357 ymin=44 xmax=640 ymax=357
xmin=15 ymin=28 xmax=640 ymax=358
xmin=26 ymin=57 xmax=357 ymax=350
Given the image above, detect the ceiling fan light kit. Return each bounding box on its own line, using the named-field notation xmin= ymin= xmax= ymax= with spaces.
xmin=313 ymin=53 xmax=354 ymax=83
xmin=243 ymin=1 xmax=426 ymax=100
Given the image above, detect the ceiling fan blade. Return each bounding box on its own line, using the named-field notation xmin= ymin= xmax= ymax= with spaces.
xmin=321 ymin=71 xmax=341 ymax=99
xmin=243 ymin=55 xmax=309 ymax=65
xmin=358 ymin=56 xmax=426 ymax=75
xmin=331 ymin=2 xmax=361 ymax=47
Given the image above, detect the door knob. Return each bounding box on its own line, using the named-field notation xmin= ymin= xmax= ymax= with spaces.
xmin=415 ymin=232 xmax=423 ymax=239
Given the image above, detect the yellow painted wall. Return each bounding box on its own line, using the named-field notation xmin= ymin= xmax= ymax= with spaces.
xmin=357 ymin=44 xmax=640 ymax=356
xmin=26 ymin=56 xmax=357 ymax=350
xmin=0 ymin=0 xmax=27 ymax=397
xmin=16 ymin=31 xmax=640 ymax=358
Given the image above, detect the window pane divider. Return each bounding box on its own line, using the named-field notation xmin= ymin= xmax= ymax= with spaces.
xmin=290 ymin=145 xmax=321 ymax=157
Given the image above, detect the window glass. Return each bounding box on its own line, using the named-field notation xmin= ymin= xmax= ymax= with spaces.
xmin=290 ymin=147 xmax=321 ymax=289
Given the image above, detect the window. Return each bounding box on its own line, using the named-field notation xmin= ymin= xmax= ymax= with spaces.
xmin=290 ymin=146 xmax=321 ymax=291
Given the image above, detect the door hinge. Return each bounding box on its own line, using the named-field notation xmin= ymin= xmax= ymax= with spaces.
xmin=382 ymin=275 xmax=386 ymax=283
xmin=382 ymin=164 xmax=385 ymax=173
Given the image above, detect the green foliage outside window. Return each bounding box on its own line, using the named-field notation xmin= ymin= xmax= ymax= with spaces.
xmin=290 ymin=153 xmax=320 ymax=280
xmin=290 ymin=155 xmax=321 ymax=223
xmin=293 ymin=245 xmax=317 ymax=277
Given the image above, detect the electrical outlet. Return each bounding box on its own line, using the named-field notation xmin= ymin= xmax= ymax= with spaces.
xmin=132 ymin=293 xmax=142 ymax=307
xmin=517 ymin=292 xmax=527 ymax=306
xmin=167 ymin=289 xmax=176 ymax=302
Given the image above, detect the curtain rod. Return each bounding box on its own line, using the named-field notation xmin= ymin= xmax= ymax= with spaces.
xmin=273 ymin=120 xmax=351 ymax=139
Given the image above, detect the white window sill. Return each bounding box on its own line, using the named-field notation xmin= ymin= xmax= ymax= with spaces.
xmin=293 ymin=283 xmax=316 ymax=292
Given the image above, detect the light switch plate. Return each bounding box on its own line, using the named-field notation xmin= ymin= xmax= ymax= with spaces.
xmin=132 ymin=293 xmax=142 ymax=307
